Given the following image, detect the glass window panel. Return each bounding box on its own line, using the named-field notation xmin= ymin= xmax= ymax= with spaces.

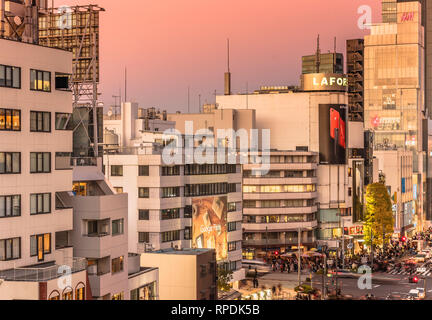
xmin=0 ymin=240 xmax=4 ymax=260
xmin=43 ymin=72 xmax=50 ymax=91
xmin=12 ymin=195 xmax=20 ymax=216
xmin=5 ymin=109 xmax=11 ymax=129
xmin=12 ymin=238 xmax=19 ymax=259
xmin=12 ymin=153 xmax=19 ymax=173
xmin=37 ymin=153 xmax=43 ymax=172
xmin=5 ymin=67 xmax=12 ymax=87
xmin=37 ymin=194 xmax=43 ymax=213
xmin=12 ymin=110 xmax=20 ymax=130
xmin=0 ymin=109 xmax=5 ymax=130
xmin=5 ymin=239 xmax=12 ymax=259
xmin=0 ymin=65 xmax=5 ymax=86
xmin=30 ymin=236 xmax=36 ymax=256
xmin=5 ymin=197 xmax=11 ymax=217
xmin=12 ymin=67 xmax=20 ymax=88
xmin=43 ymin=193 xmax=50 ymax=213
xmin=30 ymin=195 xmax=37 ymax=214
xmin=5 ymin=153 xmax=11 ymax=173
xmin=0 ymin=197 xmax=4 ymax=217
xmin=44 ymin=234 xmax=50 ymax=253
xmin=0 ymin=153 xmax=4 ymax=173
xmin=30 ymin=69 xmax=36 ymax=90
xmin=43 ymin=153 xmax=50 ymax=172
xmin=43 ymin=113 xmax=50 ymax=131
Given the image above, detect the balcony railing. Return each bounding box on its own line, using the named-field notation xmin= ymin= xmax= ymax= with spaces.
xmin=71 ymin=157 xmax=98 ymax=167
xmin=0 ymin=258 xmax=87 ymax=282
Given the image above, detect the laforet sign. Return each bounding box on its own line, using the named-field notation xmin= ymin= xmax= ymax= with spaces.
xmin=301 ymin=73 xmax=348 ymax=92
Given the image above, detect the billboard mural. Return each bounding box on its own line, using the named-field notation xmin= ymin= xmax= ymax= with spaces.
xmin=319 ymin=104 xmax=347 ymax=164
xmin=192 ymin=196 xmax=228 ymax=261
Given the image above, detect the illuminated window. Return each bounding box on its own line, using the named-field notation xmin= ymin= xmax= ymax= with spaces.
xmin=114 ymin=187 xmax=123 ymax=194
xmin=73 ymin=182 xmax=87 ymax=196
xmin=75 ymin=284 xmax=85 ymax=300
xmin=0 ymin=109 xmax=20 ymax=131
xmin=112 ymin=292 xmax=124 ymax=300
xmin=62 ymin=288 xmax=73 ymax=300
xmin=30 ymin=69 xmax=51 ymax=92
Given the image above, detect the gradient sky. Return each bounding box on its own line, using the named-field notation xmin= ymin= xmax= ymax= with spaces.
xmin=57 ymin=0 xmax=381 ymax=113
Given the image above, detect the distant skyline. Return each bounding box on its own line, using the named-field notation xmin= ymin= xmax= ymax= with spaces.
xmin=57 ymin=0 xmax=381 ymax=113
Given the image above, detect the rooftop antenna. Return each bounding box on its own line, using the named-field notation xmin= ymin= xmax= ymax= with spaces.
xmin=246 ymin=82 xmax=249 ymax=110
xmin=333 ymin=36 xmax=337 ymax=73
xmin=316 ymin=34 xmax=321 ymax=73
xmin=198 ymin=94 xmax=201 ymax=113
xmin=224 ymin=38 xmax=232 ymax=95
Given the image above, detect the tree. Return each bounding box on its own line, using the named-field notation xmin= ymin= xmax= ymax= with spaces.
xmin=217 ymin=266 xmax=233 ymax=292
xmin=364 ymin=183 xmax=394 ymax=249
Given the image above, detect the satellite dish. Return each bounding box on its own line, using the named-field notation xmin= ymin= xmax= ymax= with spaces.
xmin=13 ymin=16 xmax=22 ymax=26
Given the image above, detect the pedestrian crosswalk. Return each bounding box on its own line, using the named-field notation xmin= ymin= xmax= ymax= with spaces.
xmin=386 ymin=269 xmax=432 ymax=276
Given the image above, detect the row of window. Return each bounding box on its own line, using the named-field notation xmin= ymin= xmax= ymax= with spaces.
xmin=109 ymin=164 xmax=238 ymax=177
xmin=138 ymin=204 xmax=240 ymax=221
xmin=0 ymin=108 xmax=73 ymax=132
xmin=243 ymin=199 xmax=316 ymax=209
xmin=243 ymin=170 xmax=316 ymax=178
xmin=243 ymin=184 xmax=316 ymax=193
xmin=0 ymin=64 xmax=70 ymax=92
xmin=0 ymin=233 xmax=52 ymax=262
xmin=184 ymin=183 xmax=238 ymax=197
xmin=0 ymin=193 xmax=51 ymax=217
xmin=0 ymin=152 xmax=54 ymax=174
xmin=243 ymin=214 xmax=316 ymax=224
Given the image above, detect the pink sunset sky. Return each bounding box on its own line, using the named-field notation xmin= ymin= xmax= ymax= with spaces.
xmin=57 ymin=0 xmax=381 ymax=112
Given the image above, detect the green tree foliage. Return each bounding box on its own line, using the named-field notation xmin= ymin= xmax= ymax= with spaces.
xmin=217 ymin=266 xmax=233 ymax=292
xmin=364 ymin=183 xmax=394 ymax=248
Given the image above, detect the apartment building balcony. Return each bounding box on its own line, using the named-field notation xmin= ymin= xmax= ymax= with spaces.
xmin=72 ymin=193 xmax=128 ymax=220
xmin=228 ymin=230 xmax=243 ymax=242
xmin=243 ymin=220 xmax=318 ymax=232
xmin=243 ymin=192 xmax=318 ymax=201
xmin=0 ymin=258 xmax=87 ymax=282
xmin=244 ymin=206 xmax=318 ymax=215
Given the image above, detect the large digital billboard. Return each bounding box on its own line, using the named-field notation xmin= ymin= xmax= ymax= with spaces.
xmin=192 ymin=197 xmax=228 ymax=261
xmin=319 ymin=104 xmax=347 ymax=164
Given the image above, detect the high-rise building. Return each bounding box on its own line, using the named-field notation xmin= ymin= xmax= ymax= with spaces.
xmin=0 ymin=37 xmax=90 ymax=300
xmin=364 ymin=0 xmax=425 ymax=235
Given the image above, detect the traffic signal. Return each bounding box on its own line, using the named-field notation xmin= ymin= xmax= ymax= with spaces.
xmin=274 ymin=251 xmax=279 ymax=256
xmin=401 ymin=236 xmax=407 ymax=243
xmin=413 ymin=276 xmax=419 ymax=283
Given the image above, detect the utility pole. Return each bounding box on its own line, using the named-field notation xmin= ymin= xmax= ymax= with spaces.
xmin=342 ymin=217 xmax=345 ymax=270
xmin=298 ymin=227 xmax=302 ymax=286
